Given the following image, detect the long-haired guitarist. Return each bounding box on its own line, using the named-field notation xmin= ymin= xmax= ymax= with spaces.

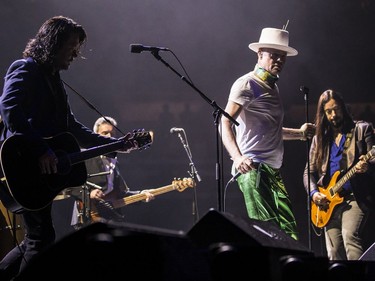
xmin=69 ymin=116 xmax=155 ymax=229
xmin=303 ymin=89 xmax=375 ymax=260
xmin=0 ymin=16 xmax=150 ymax=280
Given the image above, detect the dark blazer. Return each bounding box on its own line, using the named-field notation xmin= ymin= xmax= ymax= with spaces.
xmin=85 ymin=156 xmax=139 ymax=202
xmin=0 ymin=57 xmax=117 ymax=157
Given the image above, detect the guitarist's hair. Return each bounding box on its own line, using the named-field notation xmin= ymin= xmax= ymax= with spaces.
xmin=93 ymin=116 xmax=117 ymax=133
xmin=314 ymin=89 xmax=355 ymax=170
xmin=23 ymin=16 xmax=87 ymax=68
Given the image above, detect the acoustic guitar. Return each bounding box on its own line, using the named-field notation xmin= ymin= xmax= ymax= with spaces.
xmin=0 ymin=130 xmax=152 ymax=213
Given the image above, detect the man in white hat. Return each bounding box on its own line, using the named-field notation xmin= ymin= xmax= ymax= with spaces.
xmin=220 ymin=27 xmax=315 ymax=240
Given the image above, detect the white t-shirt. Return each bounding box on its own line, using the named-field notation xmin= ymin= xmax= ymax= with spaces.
xmin=228 ymin=70 xmax=284 ymax=169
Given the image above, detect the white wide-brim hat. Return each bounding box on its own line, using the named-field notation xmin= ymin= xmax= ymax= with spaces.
xmin=248 ymin=27 xmax=298 ymax=56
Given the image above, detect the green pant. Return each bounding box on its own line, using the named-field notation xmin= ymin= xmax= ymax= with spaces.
xmin=236 ymin=163 xmax=299 ymax=240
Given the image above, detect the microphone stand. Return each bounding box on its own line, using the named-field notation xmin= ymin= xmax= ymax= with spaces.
xmin=80 ymin=171 xmax=110 ymax=225
xmin=150 ymin=50 xmax=238 ymax=212
xmin=176 ymin=130 xmax=201 ymax=223
xmin=300 ymin=86 xmax=312 ymax=251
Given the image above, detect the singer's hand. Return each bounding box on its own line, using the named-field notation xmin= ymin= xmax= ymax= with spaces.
xmin=234 ymin=155 xmax=255 ymax=174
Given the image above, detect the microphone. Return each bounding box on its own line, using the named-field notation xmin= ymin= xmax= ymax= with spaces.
xmin=129 ymin=44 xmax=169 ymax=53
xmin=300 ymin=86 xmax=309 ymax=95
xmin=229 ymin=172 xmax=241 ymax=183
xmin=300 ymin=86 xmax=309 ymax=101
xmin=170 ymin=127 xmax=184 ymax=134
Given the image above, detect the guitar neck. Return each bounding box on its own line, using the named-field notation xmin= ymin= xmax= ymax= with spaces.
xmin=68 ymin=130 xmax=151 ymax=165
xmin=112 ymin=184 xmax=177 ymax=209
xmin=70 ymin=140 xmax=124 ymax=164
xmin=333 ymin=167 xmax=356 ymax=194
xmin=332 ymin=150 xmax=373 ymax=194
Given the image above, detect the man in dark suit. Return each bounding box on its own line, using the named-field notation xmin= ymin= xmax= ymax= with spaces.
xmin=70 ymin=116 xmax=155 ymax=227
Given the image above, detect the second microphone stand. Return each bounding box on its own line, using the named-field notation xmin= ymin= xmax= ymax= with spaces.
xmin=176 ymin=129 xmax=201 ymax=223
xmin=78 ymin=171 xmax=110 ymax=226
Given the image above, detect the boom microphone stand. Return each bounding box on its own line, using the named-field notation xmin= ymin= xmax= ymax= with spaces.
xmin=145 ymin=49 xmax=238 ymax=212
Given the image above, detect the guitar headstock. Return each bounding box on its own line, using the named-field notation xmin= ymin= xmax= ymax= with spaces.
xmin=132 ymin=129 xmax=153 ymax=151
xmin=172 ymin=177 xmax=196 ymax=192
xmin=120 ymin=129 xmax=153 ymax=152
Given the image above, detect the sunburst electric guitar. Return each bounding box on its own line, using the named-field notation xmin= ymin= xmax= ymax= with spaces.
xmin=311 ymin=146 xmax=375 ymax=228
xmin=90 ymin=177 xmax=196 ymax=222
xmin=0 ymin=130 xmax=152 ymax=213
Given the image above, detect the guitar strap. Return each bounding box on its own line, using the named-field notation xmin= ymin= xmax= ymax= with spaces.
xmin=0 ymin=115 xmax=5 ymax=140
xmin=339 ymin=126 xmax=355 ymax=172
xmin=43 ymin=72 xmax=69 ymax=130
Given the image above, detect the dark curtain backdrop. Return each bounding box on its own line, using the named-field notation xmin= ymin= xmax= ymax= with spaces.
xmin=1 ymin=0 xmax=374 ymax=256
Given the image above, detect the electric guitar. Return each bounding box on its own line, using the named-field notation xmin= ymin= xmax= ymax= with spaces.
xmin=0 ymin=130 xmax=152 ymax=213
xmin=90 ymin=177 xmax=196 ymax=222
xmin=311 ymin=146 xmax=375 ymax=228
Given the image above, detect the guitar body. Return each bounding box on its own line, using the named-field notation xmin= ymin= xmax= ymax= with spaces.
xmin=91 ymin=200 xmax=124 ymax=222
xmin=310 ymin=171 xmax=344 ymax=228
xmin=0 ymin=132 xmax=87 ymax=213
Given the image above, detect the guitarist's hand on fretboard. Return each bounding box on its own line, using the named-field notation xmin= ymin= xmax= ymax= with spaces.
xmin=140 ymin=189 xmax=155 ymax=202
xmin=355 ymin=155 xmax=369 ymax=173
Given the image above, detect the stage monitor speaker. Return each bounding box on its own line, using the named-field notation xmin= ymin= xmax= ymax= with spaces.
xmin=15 ymin=221 xmax=211 ymax=281
xmin=188 ymin=208 xmax=312 ymax=253
xmin=328 ymin=260 xmax=375 ymax=281
xmin=187 ymin=209 xmax=314 ymax=281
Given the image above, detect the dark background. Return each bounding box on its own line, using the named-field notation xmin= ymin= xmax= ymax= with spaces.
xmin=1 ymin=0 xmax=375 ymax=257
